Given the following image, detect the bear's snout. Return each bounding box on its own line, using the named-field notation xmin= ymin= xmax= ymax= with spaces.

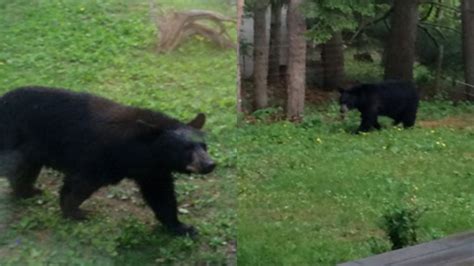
xmin=200 ymin=160 xmax=216 ymax=174
xmin=340 ymin=104 xmax=349 ymax=120
xmin=186 ymin=148 xmax=216 ymax=174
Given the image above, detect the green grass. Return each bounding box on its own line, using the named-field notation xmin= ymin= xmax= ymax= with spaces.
xmin=0 ymin=0 xmax=236 ymax=264
xmin=237 ymin=102 xmax=474 ymax=265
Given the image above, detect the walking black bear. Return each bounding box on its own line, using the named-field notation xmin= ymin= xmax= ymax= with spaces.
xmin=339 ymin=80 xmax=419 ymax=133
xmin=0 ymin=86 xmax=216 ymax=236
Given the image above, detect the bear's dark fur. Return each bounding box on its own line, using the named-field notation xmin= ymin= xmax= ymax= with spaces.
xmin=0 ymin=86 xmax=216 ymax=236
xmin=339 ymin=80 xmax=419 ymax=133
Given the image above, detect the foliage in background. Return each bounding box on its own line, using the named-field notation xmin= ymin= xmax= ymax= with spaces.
xmin=302 ymin=0 xmax=465 ymax=89
xmin=303 ymin=0 xmax=380 ymax=44
xmin=416 ymin=0 xmax=463 ymax=76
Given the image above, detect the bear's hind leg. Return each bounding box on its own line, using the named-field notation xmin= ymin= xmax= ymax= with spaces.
xmin=400 ymin=104 xmax=418 ymax=128
xmin=401 ymin=111 xmax=416 ymax=128
xmin=0 ymin=150 xmax=21 ymax=177
xmin=402 ymin=118 xmax=416 ymax=128
xmin=60 ymin=176 xmax=101 ymax=220
xmin=374 ymin=121 xmax=382 ymax=130
xmin=2 ymin=152 xmax=43 ymax=199
xmin=392 ymin=117 xmax=402 ymax=126
xmin=136 ymin=177 xmax=197 ymax=237
xmin=10 ymin=164 xmax=42 ymax=199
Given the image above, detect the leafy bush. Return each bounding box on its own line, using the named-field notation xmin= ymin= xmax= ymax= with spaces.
xmin=381 ymin=205 xmax=426 ymax=250
xmin=414 ymin=63 xmax=433 ymax=85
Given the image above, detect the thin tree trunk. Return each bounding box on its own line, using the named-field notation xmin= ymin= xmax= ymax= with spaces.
xmin=253 ymin=5 xmax=269 ymax=109
xmin=384 ymin=0 xmax=419 ymax=81
xmin=268 ymin=1 xmax=282 ymax=84
xmin=286 ymin=0 xmax=306 ymax=120
xmin=237 ymin=0 xmax=244 ymax=114
xmin=434 ymin=44 xmax=444 ymax=95
xmin=434 ymin=0 xmax=444 ymax=22
xmin=321 ymin=32 xmax=345 ymax=89
xmin=462 ymin=0 xmax=474 ymax=101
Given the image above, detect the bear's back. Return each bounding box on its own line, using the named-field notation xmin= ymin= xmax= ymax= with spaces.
xmin=0 ymin=86 xmax=182 ymax=173
xmin=1 ymin=86 xmax=181 ymax=138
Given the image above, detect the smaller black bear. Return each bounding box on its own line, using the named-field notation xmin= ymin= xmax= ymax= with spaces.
xmin=0 ymin=86 xmax=216 ymax=237
xmin=339 ymin=80 xmax=419 ymax=133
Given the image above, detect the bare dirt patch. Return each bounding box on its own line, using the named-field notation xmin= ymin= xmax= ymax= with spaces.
xmin=418 ymin=115 xmax=474 ymax=129
xmin=35 ymin=171 xmax=156 ymax=223
xmin=306 ymin=89 xmax=336 ymax=105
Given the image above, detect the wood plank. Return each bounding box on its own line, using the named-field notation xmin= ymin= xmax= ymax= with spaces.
xmin=338 ymin=231 xmax=474 ymax=266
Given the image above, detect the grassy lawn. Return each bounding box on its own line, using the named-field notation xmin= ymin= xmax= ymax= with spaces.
xmin=237 ymin=102 xmax=474 ymax=265
xmin=0 ymin=0 xmax=236 ymax=264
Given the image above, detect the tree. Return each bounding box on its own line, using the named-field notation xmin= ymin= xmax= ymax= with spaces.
xmin=252 ymin=1 xmax=270 ymax=109
xmin=286 ymin=0 xmax=306 ymax=120
xmin=268 ymin=0 xmax=284 ymax=84
xmin=461 ymin=0 xmax=474 ymax=100
xmin=303 ymin=0 xmax=376 ymax=90
xmin=237 ymin=0 xmax=244 ymax=114
xmin=384 ymin=0 xmax=420 ymax=81
xmin=321 ymin=32 xmax=344 ymax=89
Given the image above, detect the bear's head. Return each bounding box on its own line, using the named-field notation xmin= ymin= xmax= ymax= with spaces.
xmin=338 ymin=88 xmax=359 ymax=119
xmin=147 ymin=113 xmax=216 ymax=175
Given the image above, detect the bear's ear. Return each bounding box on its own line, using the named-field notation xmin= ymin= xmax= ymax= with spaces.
xmin=188 ymin=113 xmax=206 ymax=129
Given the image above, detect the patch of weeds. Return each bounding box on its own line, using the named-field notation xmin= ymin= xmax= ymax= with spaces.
xmin=116 ymin=217 xmax=153 ymax=249
xmin=414 ymin=63 xmax=433 ymax=85
xmin=426 ymin=227 xmax=446 ymax=241
xmin=380 ymin=204 xmax=426 ymax=250
xmin=251 ymin=106 xmax=284 ymax=122
xmin=366 ymin=236 xmax=391 ymax=255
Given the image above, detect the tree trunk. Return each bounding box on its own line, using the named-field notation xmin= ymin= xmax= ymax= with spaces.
xmin=286 ymin=0 xmax=306 ymax=120
xmin=434 ymin=0 xmax=444 ymax=22
xmin=237 ymin=0 xmax=244 ymax=114
xmin=384 ymin=0 xmax=419 ymax=81
xmin=321 ymin=32 xmax=345 ymax=89
xmin=268 ymin=1 xmax=282 ymax=84
xmin=253 ymin=5 xmax=269 ymax=109
xmin=462 ymin=0 xmax=474 ymax=101
xmin=434 ymin=44 xmax=444 ymax=96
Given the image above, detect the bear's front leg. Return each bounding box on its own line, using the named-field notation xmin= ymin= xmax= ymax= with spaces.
xmin=136 ymin=176 xmax=197 ymax=237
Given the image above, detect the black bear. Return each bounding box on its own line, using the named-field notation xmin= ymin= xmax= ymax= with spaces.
xmin=0 ymin=86 xmax=216 ymax=236
xmin=339 ymin=80 xmax=419 ymax=133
